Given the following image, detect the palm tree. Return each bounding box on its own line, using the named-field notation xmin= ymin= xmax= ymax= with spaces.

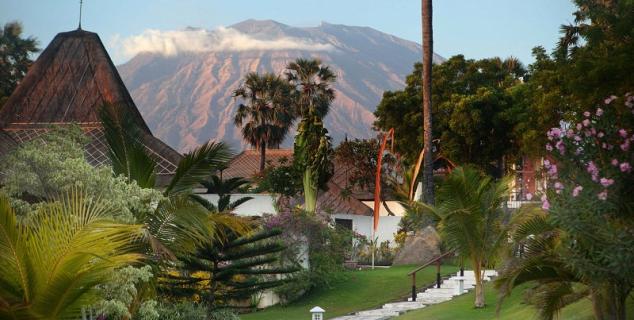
xmin=421 ymin=0 xmax=435 ymax=205
xmin=285 ymin=58 xmax=336 ymax=213
xmin=421 ymin=166 xmax=510 ymax=308
xmin=495 ymin=206 xmax=586 ymax=320
xmin=101 ymin=106 xmax=248 ymax=259
xmin=233 ymin=72 xmax=294 ymax=173
xmin=0 ymin=190 xmax=144 ymax=319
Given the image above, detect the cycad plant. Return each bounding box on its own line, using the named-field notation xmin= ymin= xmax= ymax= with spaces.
xmin=0 ymin=190 xmax=144 ymax=319
xmin=421 ymin=166 xmax=510 ymax=308
xmin=233 ymin=72 xmax=294 ymax=173
xmin=285 ymin=58 xmax=336 ymax=213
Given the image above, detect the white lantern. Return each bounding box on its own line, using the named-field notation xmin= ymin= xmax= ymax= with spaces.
xmin=310 ymin=306 xmax=325 ymax=320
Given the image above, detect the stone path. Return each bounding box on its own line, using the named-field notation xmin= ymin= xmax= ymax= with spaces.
xmin=330 ymin=270 xmax=497 ymax=320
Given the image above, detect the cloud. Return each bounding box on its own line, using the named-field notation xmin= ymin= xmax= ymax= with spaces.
xmin=110 ymin=27 xmax=334 ymax=61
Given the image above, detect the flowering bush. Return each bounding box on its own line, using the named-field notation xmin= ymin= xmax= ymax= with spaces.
xmin=541 ymin=93 xmax=634 ymax=316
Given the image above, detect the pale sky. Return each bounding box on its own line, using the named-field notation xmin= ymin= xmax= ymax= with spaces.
xmin=0 ymin=0 xmax=577 ymax=65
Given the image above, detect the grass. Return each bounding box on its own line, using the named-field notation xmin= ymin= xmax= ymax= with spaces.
xmin=241 ymin=264 xmax=459 ymax=320
xmin=396 ymin=281 xmax=634 ymax=320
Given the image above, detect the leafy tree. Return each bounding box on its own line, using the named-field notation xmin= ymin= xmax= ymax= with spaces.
xmin=0 ymin=190 xmax=144 ymax=319
xmin=421 ymin=166 xmax=510 ymax=308
xmin=0 ymin=21 xmax=39 ymax=108
xmin=334 ymin=138 xmax=380 ymax=191
xmin=374 ymin=56 xmax=525 ymax=175
xmin=286 ymin=59 xmax=336 ymax=213
xmin=233 ymin=72 xmax=294 ymax=173
xmin=94 ymin=265 xmax=158 ymax=320
xmin=161 ymin=228 xmax=298 ymax=310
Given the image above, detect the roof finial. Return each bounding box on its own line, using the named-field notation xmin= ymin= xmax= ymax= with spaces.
xmin=78 ymin=0 xmax=83 ymax=30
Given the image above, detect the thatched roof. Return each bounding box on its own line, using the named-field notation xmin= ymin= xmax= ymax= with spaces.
xmin=0 ymin=29 xmax=181 ymax=182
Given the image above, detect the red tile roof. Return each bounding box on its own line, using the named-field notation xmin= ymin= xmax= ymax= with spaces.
xmin=223 ymin=149 xmax=372 ymax=216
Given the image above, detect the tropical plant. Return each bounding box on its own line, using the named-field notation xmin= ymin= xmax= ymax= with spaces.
xmin=196 ymin=175 xmax=253 ymax=213
xmin=0 ymin=190 xmax=144 ymax=319
xmin=233 ymin=72 xmax=294 ymax=173
xmin=421 ymin=0 xmax=435 ymax=204
xmin=0 ymin=21 xmax=39 ymax=108
xmin=161 ymin=228 xmax=298 ymax=310
xmin=421 ymin=166 xmax=510 ymax=308
xmin=285 ymin=58 xmax=336 ymax=213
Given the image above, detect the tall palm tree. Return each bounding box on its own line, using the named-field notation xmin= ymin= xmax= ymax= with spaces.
xmin=421 ymin=0 xmax=435 ymax=205
xmin=0 ymin=190 xmax=144 ymax=319
xmin=285 ymin=58 xmax=336 ymax=213
xmin=421 ymin=166 xmax=510 ymax=308
xmin=233 ymin=72 xmax=294 ymax=173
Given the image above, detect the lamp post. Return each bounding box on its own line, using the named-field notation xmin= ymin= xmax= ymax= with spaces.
xmin=310 ymin=306 xmax=325 ymax=320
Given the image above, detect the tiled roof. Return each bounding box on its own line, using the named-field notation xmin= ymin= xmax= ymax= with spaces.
xmin=223 ymin=149 xmax=373 ymax=216
xmin=0 ymin=29 xmax=181 ymax=182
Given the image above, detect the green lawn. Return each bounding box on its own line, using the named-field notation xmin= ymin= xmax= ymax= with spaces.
xmin=396 ymin=282 xmax=634 ymax=320
xmin=241 ymin=265 xmax=459 ymax=320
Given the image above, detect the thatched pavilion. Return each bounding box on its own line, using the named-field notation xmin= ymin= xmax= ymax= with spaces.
xmin=0 ymin=28 xmax=181 ymax=184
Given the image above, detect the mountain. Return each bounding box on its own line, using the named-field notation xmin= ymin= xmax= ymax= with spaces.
xmin=117 ymin=19 xmax=443 ymax=152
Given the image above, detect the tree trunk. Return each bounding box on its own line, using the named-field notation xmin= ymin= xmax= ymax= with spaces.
xmin=421 ymin=0 xmax=435 ymax=205
xmin=473 ymin=262 xmax=485 ymax=308
xmin=591 ymin=283 xmax=629 ymax=320
xmin=259 ymin=140 xmax=266 ymax=173
xmin=303 ymin=169 xmax=317 ymax=213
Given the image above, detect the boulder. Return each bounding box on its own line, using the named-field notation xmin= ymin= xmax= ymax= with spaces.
xmin=392 ymin=226 xmax=441 ymax=265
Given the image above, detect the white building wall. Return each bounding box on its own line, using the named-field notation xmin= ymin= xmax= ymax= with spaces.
xmin=331 ymin=214 xmax=401 ymax=245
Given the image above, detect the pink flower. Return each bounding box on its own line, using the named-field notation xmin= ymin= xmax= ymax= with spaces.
xmin=542 ymin=199 xmax=550 ymax=210
xmin=544 ymin=159 xmax=551 ymax=168
xmin=566 ymin=129 xmax=575 ymax=138
xmin=583 ymin=111 xmax=591 ymax=117
xmin=555 ymin=140 xmax=565 ymax=154
xmin=600 ymin=178 xmax=614 ymax=187
xmin=586 ymin=161 xmax=598 ymax=175
xmin=548 ymin=128 xmax=562 ymax=139
xmin=621 ymin=141 xmax=630 ymax=151
xmin=576 ymin=123 xmax=583 ymax=130
xmin=554 ymin=182 xmax=564 ymax=194
xmin=575 ymin=147 xmax=583 ymax=155
xmin=574 ymin=135 xmax=582 ymax=142
xmin=582 ymin=119 xmax=590 ymax=127
xmin=596 ymin=108 xmax=604 ymax=116
xmin=546 ymin=143 xmax=553 ymax=151
xmin=619 ymin=129 xmax=628 ymax=138
xmin=572 ymin=185 xmax=583 ymax=197
xmin=548 ymin=164 xmax=558 ymax=177
xmin=597 ymin=190 xmax=608 ymax=201
xmin=597 ymin=131 xmax=605 ymax=138
xmin=611 ymin=159 xmax=619 ymax=166
xmin=526 ymin=193 xmax=533 ymax=200
xmin=620 ymin=162 xmax=632 ymax=173
xmin=604 ymin=95 xmax=617 ymax=104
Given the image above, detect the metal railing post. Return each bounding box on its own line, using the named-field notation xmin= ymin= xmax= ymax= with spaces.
xmin=411 ymin=273 xmax=416 ymax=301
xmin=436 ymin=260 xmax=441 ymax=288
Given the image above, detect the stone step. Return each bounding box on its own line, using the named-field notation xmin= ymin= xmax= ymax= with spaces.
xmin=382 ymin=302 xmax=426 ymax=310
xmin=356 ymin=309 xmax=402 ymax=317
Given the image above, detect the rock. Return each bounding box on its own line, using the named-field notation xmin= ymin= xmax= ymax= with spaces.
xmin=392 ymin=226 xmax=441 ymax=265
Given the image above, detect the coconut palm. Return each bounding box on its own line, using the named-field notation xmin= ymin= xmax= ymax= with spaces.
xmin=285 ymin=58 xmax=336 ymax=213
xmin=0 ymin=190 xmax=144 ymax=319
xmin=421 ymin=0 xmax=435 ymax=205
xmin=233 ymin=72 xmax=294 ymax=173
xmin=420 ymin=166 xmax=510 ymax=308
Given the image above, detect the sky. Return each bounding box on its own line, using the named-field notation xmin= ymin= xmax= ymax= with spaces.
xmin=0 ymin=0 xmax=577 ymax=65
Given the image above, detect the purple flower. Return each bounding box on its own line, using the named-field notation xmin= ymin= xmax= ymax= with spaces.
xmin=600 ymin=178 xmax=614 ymax=187
xmin=583 ymin=111 xmax=591 ymax=117
xmin=542 ymin=199 xmax=550 ymax=210
xmin=574 ymin=135 xmax=582 ymax=142
xmin=546 ymin=143 xmax=553 ymax=151
xmin=572 ymin=185 xmax=583 ymax=197
xmin=548 ymin=164 xmax=558 ymax=177
xmin=544 ymin=159 xmax=551 ymax=168
xmin=611 ymin=159 xmax=619 ymax=166
xmin=620 ymin=162 xmax=632 ymax=173
xmin=621 ymin=141 xmax=630 ymax=151
xmin=555 ymin=140 xmax=565 ymax=154
xmin=575 ymin=147 xmax=583 ymax=155
xmin=596 ymin=108 xmax=604 ymax=116
xmin=526 ymin=193 xmax=533 ymax=200
xmin=619 ymin=129 xmax=628 ymax=138
xmin=597 ymin=131 xmax=605 ymax=138
xmin=554 ymin=182 xmax=564 ymax=194
xmin=548 ymin=128 xmax=562 ymax=139
xmin=597 ymin=190 xmax=608 ymax=201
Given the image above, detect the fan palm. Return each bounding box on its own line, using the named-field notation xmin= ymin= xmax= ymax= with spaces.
xmin=233 ymin=72 xmax=294 ymax=173
xmin=0 ymin=190 xmax=144 ymax=319
xmin=285 ymin=58 xmax=336 ymax=213
xmin=420 ymin=166 xmax=510 ymax=308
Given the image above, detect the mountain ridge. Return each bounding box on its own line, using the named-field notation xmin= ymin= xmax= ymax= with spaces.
xmin=117 ymin=19 xmax=443 ymax=152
